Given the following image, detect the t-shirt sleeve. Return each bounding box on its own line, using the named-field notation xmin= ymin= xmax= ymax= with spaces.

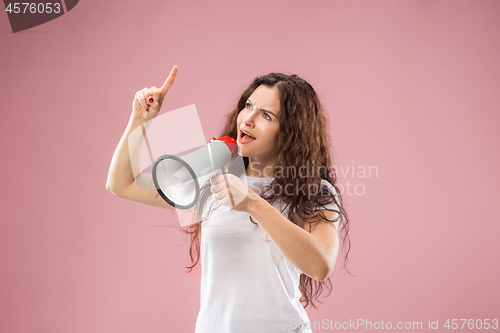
xmin=318 ymin=179 xmax=343 ymax=230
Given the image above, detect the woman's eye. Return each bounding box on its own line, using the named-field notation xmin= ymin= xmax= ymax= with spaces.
xmin=263 ymin=113 xmax=271 ymax=120
xmin=245 ymin=102 xmax=252 ymax=109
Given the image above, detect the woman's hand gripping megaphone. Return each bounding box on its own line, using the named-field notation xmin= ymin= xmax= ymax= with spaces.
xmin=210 ymin=173 xmax=259 ymax=213
xmin=133 ymin=65 xmax=178 ymax=121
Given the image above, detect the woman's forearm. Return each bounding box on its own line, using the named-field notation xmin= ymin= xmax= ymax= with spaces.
xmin=106 ymin=114 xmax=149 ymax=195
xmin=246 ymin=196 xmax=337 ymax=282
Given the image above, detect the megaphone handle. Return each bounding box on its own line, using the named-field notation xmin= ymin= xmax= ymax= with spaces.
xmin=221 ymin=165 xmax=236 ymax=209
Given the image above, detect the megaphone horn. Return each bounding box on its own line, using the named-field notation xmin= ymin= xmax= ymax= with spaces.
xmin=152 ymin=136 xmax=238 ymax=209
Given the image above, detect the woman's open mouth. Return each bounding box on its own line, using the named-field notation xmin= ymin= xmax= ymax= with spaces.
xmin=239 ymin=129 xmax=256 ymax=144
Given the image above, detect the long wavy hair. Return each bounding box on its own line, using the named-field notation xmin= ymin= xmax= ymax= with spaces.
xmin=181 ymin=73 xmax=352 ymax=310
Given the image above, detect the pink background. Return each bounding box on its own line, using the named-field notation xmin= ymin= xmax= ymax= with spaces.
xmin=1 ymin=0 xmax=499 ymax=332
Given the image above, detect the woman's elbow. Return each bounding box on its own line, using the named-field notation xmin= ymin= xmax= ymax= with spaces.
xmin=315 ymin=256 xmax=337 ymax=282
xmin=315 ymin=267 xmax=333 ymax=282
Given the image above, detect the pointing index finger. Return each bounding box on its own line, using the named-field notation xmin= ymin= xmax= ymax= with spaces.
xmin=160 ymin=65 xmax=178 ymax=97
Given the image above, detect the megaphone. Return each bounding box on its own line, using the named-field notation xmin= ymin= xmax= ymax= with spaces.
xmin=152 ymin=136 xmax=238 ymax=209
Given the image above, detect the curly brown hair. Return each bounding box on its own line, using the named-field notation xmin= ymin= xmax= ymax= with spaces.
xmin=182 ymin=73 xmax=352 ymax=310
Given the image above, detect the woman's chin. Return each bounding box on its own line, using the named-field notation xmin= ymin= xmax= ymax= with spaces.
xmin=237 ymin=143 xmax=248 ymax=156
xmin=237 ymin=147 xmax=252 ymax=158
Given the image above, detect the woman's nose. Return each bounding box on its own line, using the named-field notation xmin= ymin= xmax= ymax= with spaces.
xmin=243 ymin=111 xmax=256 ymax=127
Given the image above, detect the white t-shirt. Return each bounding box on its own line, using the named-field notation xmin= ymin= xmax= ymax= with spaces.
xmin=194 ymin=175 xmax=340 ymax=333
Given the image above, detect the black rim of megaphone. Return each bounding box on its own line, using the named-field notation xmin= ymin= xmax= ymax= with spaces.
xmin=152 ymin=154 xmax=200 ymax=210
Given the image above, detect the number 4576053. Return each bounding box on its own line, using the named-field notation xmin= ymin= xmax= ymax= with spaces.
xmin=5 ymin=3 xmax=62 ymax=14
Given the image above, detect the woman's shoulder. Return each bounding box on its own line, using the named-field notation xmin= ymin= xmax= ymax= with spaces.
xmin=317 ymin=179 xmax=341 ymax=209
xmin=320 ymin=179 xmax=337 ymax=194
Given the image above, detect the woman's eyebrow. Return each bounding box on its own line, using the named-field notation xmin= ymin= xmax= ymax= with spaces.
xmin=262 ymin=109 xmax=278 ymax=118
xmin=247 ymin=99 xmax=278 ymax=118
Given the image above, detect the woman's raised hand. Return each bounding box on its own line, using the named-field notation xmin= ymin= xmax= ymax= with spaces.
xmin=133 ymin=65 xmax=178 ymax=121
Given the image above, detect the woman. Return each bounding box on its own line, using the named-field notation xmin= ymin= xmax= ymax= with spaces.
xmin=106 ymin=66 xmax=351 ymax=332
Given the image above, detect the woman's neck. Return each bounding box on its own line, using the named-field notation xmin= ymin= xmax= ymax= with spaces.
xmin=245 ymin=158 xmax=277 ymax=178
